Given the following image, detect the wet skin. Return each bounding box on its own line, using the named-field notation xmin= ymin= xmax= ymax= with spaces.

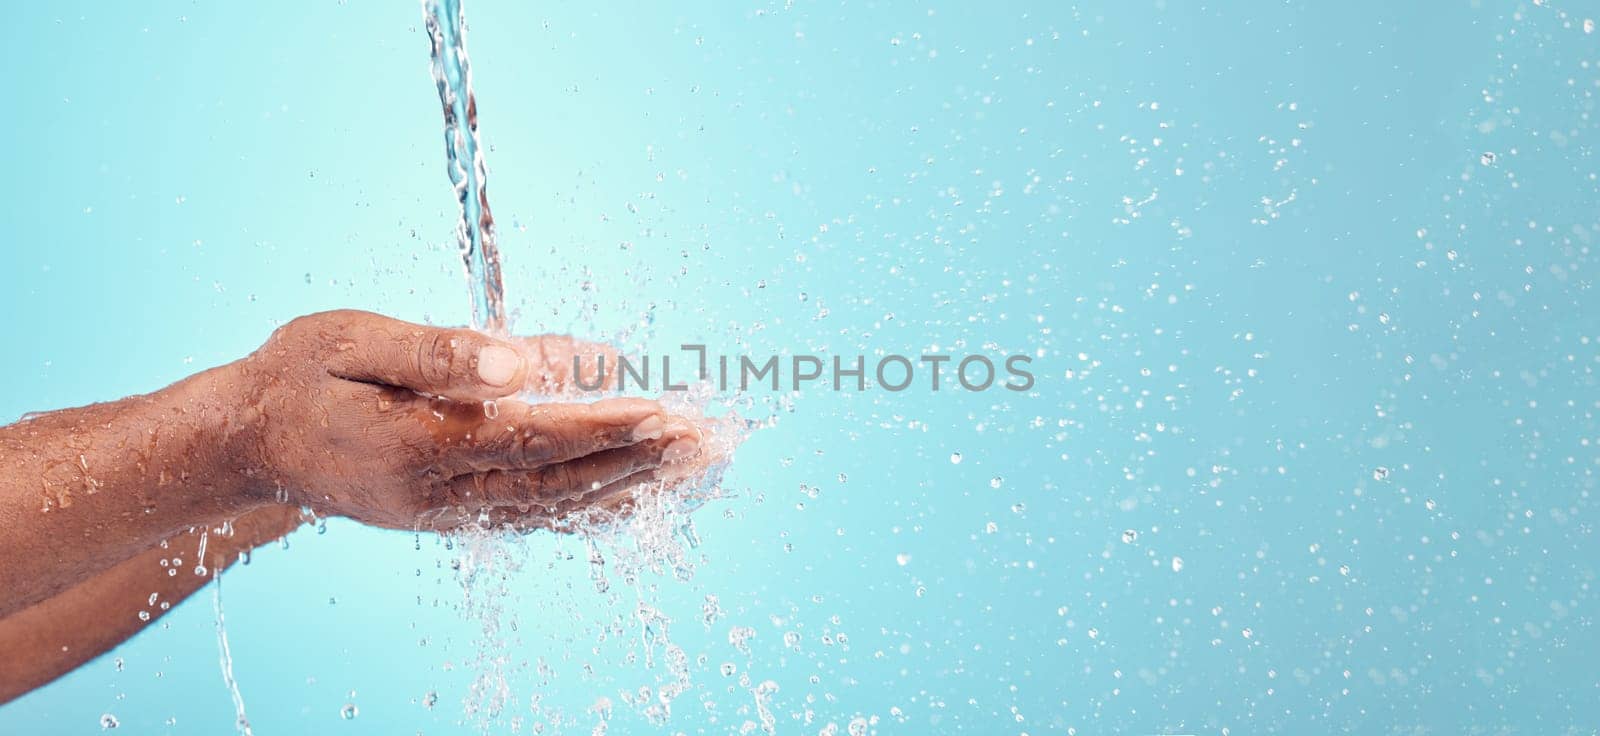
xmin=0 ymin=310 xmax=718 ymax=702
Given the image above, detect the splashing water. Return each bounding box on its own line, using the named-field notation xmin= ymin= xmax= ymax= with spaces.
xmin=449 ymin=531 xmax=523 ymax=726
xmin=441 ymin=391 xmax=751 ymax=728
xmin=424 ymin=0 xmax=506 ymax=334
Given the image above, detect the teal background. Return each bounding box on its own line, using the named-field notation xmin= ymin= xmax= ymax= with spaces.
xmin=2 ymin=1 xmax=1597 ymax=733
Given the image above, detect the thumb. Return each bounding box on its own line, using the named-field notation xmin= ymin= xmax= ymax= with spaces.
xmin=320 ymin=310 xmax=529 ymax=401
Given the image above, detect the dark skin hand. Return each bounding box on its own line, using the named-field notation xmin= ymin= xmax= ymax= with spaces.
xmin=0 ymin=310 xmax=722 ymax=703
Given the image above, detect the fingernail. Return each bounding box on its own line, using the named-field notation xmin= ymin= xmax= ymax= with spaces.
xmin=477 ymin=344 xmax=524 ymax=386
xmin=630 ymin=415 xmax=665 ymax=441
xmin=661 ymin=437 xmax=699 ymax=464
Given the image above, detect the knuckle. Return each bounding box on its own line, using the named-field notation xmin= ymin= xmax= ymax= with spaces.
xmin=473 ymin=470 xmax=512 ymax=504
xmin=513 ymin=431 xmax=560 ymax=466
xmin=535 ymin=463 xmax=579 ymax=495
xmin=412 ymin=331 xmax=457 ymax=391
xmin=551 ymin=431 xmax=585 ymax=461
xmin=270 ymin=310 xmax=366 ymax=362
xmin=507 ymin=472 xmax=539 ymax=500
xmin=601 ymin=423 xmax=636 ymax=447
xmin=285 ymin=310 xmax=356 ymax=337
xmin=270 ymin=313 xmax=322 ymax=345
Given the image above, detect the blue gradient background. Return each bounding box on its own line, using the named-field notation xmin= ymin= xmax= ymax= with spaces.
xmin=2 ymin=1 xmax=1597 ymax=734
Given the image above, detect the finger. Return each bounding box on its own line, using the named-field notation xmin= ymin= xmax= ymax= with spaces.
xmin=473 ymin=430 xmax=716 ymax=531
xmin=452 ymin=465 xmax=668 ymax=533
xmin=445 ymin=427 xmax=700 ymax=507
xmin=474 ymin=416 xmax=734 ymax=530
xmin=546 ymin=468 xmax=660 ymax=519
xmin=519 ymin=335 xmax=624 ymax=395
xmin=584 ymin=417 xmax=735 ymax=517
xmin=501 ymin=472 xmax=653 ymax=533
xmin=494 ymin=426 xmax=697 ymax=505
xmin=318 ymin=310 xmax=530 ymax=402
xmin=550 ymin=423 xmax=723 ymax=520
xmin=460 ymin=469 xmax=659 ymax=533
xmin=444 ymin=397 xmax=674 ymax=472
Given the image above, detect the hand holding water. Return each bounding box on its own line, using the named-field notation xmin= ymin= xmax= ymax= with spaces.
xmin=228 ymin=310 xmax=704 ymax=530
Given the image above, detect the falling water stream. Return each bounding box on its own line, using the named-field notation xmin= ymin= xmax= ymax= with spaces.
xmin=213 ymin=574 xmax=251 ymax=736
xmin=424 ymin=0 xmax=507 ymax=334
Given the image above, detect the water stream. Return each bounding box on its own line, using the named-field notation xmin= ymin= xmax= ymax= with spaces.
xmin=424 ymin=0 xmax=507 ymax=334
xmin=417 ymin=3 xmax=749 ymax=728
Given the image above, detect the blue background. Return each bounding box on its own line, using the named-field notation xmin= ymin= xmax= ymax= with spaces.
xmin=2 ymin=1 xmax=1597 ymax=733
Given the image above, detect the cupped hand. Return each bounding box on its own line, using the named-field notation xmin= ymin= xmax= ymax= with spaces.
xmin=221 ymin=310 xmax=702 ymax=531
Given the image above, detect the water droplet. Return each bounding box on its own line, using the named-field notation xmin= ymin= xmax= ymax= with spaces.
xmin=100 ymin=714 xmax=119 ymax=730
xmin=949 ymin=452 xmax=963 ymax=464
xmin=1171 ymin=556 xmax=1184 ymax=572
xmin=895 ymin=553 xmax=911 ymax=566
xmin=339 ymin=703 xmax=359 ymax=720
xmin=1241 ymin=627 xmax=1254 ymax=639
xmin=1372 ymin=466 xmax=1390 ymax=481
xmin=989 ymin=476 xmax=1003 ymax=488
xmin=720 ymin=662 xmax=737 ymax=677
xmin=728 ymin=626 xmax=756 ymax=654
xmin=1480 ymin=151 xmax=1496 ymax=166
xmin=1425 ymin=498 xmax=1437 ymax=511
xmin=422 ymin=691 xmax=438 ymax=709
xmin=481 ymin=399 xmax=499 ymax=419
xmin=1121 ymin=529 xmax=1138 ymax=544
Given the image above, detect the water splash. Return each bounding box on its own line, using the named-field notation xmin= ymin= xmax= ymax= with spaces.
xmin=450 ymin=530 xmax=524 ymax=726
xmin=424 ymin=0 xmax=507 ymax=333
xmin=438 ymin=399 xmax=749 ymax=729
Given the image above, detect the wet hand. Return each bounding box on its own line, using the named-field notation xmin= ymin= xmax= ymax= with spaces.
xmin=221 ymin=310 xmax=702 ymax=530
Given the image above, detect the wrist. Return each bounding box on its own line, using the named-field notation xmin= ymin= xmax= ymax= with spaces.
xmin=157 ymin=361 xmax=274 ymax=515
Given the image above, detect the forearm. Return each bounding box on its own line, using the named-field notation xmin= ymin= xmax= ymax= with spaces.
xmin=0 ymin=505 xmax=304 ymax=704
xmin=0 ymin=364 xmax=265 ymax=617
